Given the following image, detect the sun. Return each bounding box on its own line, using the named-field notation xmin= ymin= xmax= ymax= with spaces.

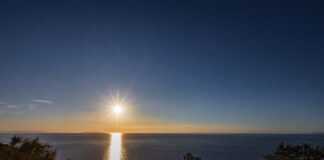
xmin=113 ymin=105 xmax=122 ymax=113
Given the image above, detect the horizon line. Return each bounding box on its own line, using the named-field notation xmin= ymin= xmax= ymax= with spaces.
xmin=0 ymin=131 xmax=323 ymax=134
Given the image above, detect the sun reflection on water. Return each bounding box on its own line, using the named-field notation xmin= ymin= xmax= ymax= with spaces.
xmin=109 ymin=133 xmax=122 ymax=160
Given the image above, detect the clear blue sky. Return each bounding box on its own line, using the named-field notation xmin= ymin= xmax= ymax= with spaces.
xmin=0 ymin=0 xmax=323 ymax=133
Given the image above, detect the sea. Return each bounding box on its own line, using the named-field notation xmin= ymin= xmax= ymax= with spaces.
xmin=0 ymin=133 xmax=324 ymax=160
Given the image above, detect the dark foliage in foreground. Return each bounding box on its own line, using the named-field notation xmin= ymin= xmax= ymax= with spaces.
xmin=0 ymin=136 xmax=56 ymax=160
xmin=264 ymin=142 xmax=324 ymax=160
xmin=2 ymin=136 xmax=324 ymax=160
xmin=183 ymin=153 xmax=201 ymax=160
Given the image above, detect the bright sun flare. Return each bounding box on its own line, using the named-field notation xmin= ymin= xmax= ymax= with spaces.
xmin=113 ymin=105 xmax=122 ymax=113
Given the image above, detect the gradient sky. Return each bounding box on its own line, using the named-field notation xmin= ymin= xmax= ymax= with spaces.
xmin=0 ymin=0 xmax=324 ymax=133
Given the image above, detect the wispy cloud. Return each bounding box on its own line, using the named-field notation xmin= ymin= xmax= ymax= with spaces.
xmin=0 ymin=99 xmax=51 ymax=115
xmin=32 ymin=99 xmax=53 ymax=104
xmin=0 ymin=100 xmax=41 ymax=115
xmin=0 ymin=101 xmax=8 ymax=105
xmin=6 ymin=105 xmax=21 ymax=108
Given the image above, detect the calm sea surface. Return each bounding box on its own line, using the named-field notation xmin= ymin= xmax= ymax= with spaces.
xmin=1 ymin=133 xmax=324 ymax=160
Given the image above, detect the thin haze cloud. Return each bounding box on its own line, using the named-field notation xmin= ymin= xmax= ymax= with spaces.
xmin=28 ymin=104 xmax=37 ymax=110
xmin=32 ymin=99 xmax=53 ymax=104
xmin=12 ymin=111 xmax=23 ymax=115
xmin=0 ymin=109 xmax=5 ymax=114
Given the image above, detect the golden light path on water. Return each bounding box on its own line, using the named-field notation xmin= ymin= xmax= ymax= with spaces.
xmin=109 ymin=133 xmax=122 ymax=160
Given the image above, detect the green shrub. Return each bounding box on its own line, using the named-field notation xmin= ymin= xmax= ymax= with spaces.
xmin=0 ymin=135 xmax=56 ymax=160
xmin=264 ymin=142 xmax=324 ymax=160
